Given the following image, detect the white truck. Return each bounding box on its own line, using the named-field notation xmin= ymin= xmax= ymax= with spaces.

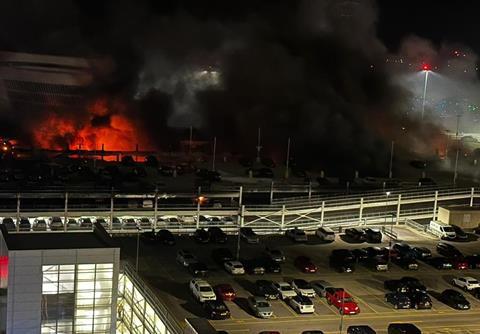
xmin=429 ymin=221 xmax=456 ymax=240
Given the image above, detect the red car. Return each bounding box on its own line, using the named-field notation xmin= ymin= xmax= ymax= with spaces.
xmin=452 ymin=257 xmax=469 ymax=270
xmin=215 ymin=284 xmax=236 ymax=301
xmin=294 ymin=256 xmax=317 ymax=273
xmin=325 ymin=288 xmax=360 ymax=315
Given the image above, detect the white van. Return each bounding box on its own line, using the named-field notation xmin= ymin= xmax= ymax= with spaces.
xmin=429 ymin=221 xmax=456 ymax=240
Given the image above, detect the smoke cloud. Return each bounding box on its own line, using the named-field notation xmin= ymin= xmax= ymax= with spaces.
xmin=0 ymin=0 xmax=459 ymax=175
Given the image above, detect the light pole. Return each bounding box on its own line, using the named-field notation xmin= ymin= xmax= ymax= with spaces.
xmin=421 ymin=64 xmax=431 ymax=120
xmin=385 ymin=191 xmax=393 ymax=264
xmin=135 ymin=226 xmax=141 ymax=272
xmin=256 ymin=127 xmax=262 ymax=163
xmin=388 ymin=141 xmax=394 ymax=179
xmin=285 ymin=137 xmax=291 ymax=179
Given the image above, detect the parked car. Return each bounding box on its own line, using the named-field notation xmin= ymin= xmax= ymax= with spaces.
xmin=387 ymin=323 xmax=421 ymax=334
xmin=247 ymin=296 xmax=273 ymax=318
xmin=345 ymin=228 xmax=366 ymax=242
xmin=66 ymin=218 xmax=80 ymax=230
xmin=347 ymin=326 xmax=376 ymax=334
xmin=330 ymin=249 xmax=356 ymax=273
xmin=384 ymin=277 xmax=426 ymax=293
xmin=451 ymin=225 xmax=468 ymax=241
xmin=33 ymin=218 xmax=47 ymax=231
xmin=177 ymin=250 xmax=198 ymax=267
xmin=137 ymin=217 xmax=151 ymax=229
xmin=141 ymin=230 xmax=157 ymax=244
xmin=393 ymin=256 xmax=419 ymax=270
xmin=157 ymin=229 xmax=176 ymax=245
xmin=286 ymin=228 xmax=308 ymax=242
xmin=392 ymin=243 xmax=414 ymax=258
xmin=364 ymin=228 xmax=382 ymax=243
xmin=438 ymin=289 xmax=470 ymax=310
xmin=49 ymin=216 xmax=64 ymax=231
xmin=224 ymin=261 xmax=245 ymax=275
xmin=310 ymin=280 xmax=333 ymax=297
xmin=427 ymin=257 xmax=453 ymax=269
xmin=316 ymin=226 xmax=335 ymax=242
xmin=18 ymin=217 xmax=31 ymax=231
xmin=302 ymin=331 xmax=324 ymax=334
xmin=364 ymin=255 xmax=389 ymax=271
xmin=212 ymin=248 xmax=235 ymax=265
xmin=452 ymin=257 xmax=469 ymax=270
xmin=429 ymin=221 xmax=456 ymax=240
xmin=208 ymin=227 xmax=227 ymax=243
xmin=291 ymin=279 xmax=316 ymax=298
xmin=452 ymin=276 xmax=480 ymax=291
xmin=261 ymin=258 xmax=282 ymax=273
xmin=325 ymin=288 xmax=360 ymax=315
xmin=352 ymin=248 xmax=369 ymax=263
xmin=202 ymin=300 xmax=230 ymax=319
xmin=215 ymin=284 xmax=236 ymax=301
xmin=189 ymin=279 xmax=216 ymax=302
xmin=265 ymin=247 xmax=285 ymax=262
xmin=436 ymin=242 xmax=463 ymax=258
xmin=194 ymin=228 xmax=210 ymax=243
xmin=79 ymin=217 xmax=93 ymax=229
xmin=188 ymin=262 xmax=209 ymax=277
xmin=384 ymin=292 xmax=411 ymax=309
xmin=288 ymin=295 xmax=315 ymax=314
xmin=255 ymin=280 xmax=279 ymax=300
xmin=2 ymin=217 xmax=15 ymax=231
xmin=240 ymin=227 xmax=260 ymax=244
xmin=471 ymin=287 xmax=480 ymax=299
xmin=407 ymin=291 xmax=432 ymax=309
xmin=465 ymin=254 xmax=480 ymax=269
xmin=96 ymin=218 xmax=108 ymax=228
xmin=294 ymin=256 xmax=317 ymax=273
xmin=412 ymin=246 xmax=432 ymax=260
xmin=439 ymin=289 xmax=470 ymax=309
xmin=272 ymin=282 xmax=297 ymax=300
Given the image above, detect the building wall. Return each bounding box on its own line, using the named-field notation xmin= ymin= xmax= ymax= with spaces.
xmin=6 ymin=247 xmax=119 ymax=334
xmin=438 ymin=207 xmax=480 ymax=229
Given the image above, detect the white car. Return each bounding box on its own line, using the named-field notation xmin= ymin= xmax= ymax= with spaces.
xmin=291 ymin=279 xmax=316 ymax=298
xmin=286 ymin=228 xmax=308 ymax=242
xmin=189 ymin=279 xmax=216 ymax=302
xmin=316 ymin=227 xmax=335 ymax=242
xmin=452 ymin=276 xmax=480 ymax=291
xmin=288 ymin=295 xmax=315 ymax=314
xmin=176 ymin=250 xmax=198 ymax=267
xmin=272 ymin=282 xmax=297 ymax=300
xmin=310 ymin=280 xmax=333 ymax=297
xmin=224 ymin=261 xmax=245 ymax=275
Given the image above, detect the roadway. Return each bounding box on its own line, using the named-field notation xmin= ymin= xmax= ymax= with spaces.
xmin=116 ymin=226 xmax=480 ymax=334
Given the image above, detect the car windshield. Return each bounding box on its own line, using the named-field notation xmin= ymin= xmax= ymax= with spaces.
xmin=233 ymin=264 xmax=243 ymax=268
xmin=257 ymin=302 xmax=270 ymax=308
xmin=468 ymin=280 xmax=479 ymax=284
xmin=199 ymin=287 xmax=212 ymax=292
xmin=342 ymin=297 xmax=354 ymax=302
xmin=281 ymin=286 xmax=292 ymax=291
xmin=443 ymin=226 xmax=455 ymax=232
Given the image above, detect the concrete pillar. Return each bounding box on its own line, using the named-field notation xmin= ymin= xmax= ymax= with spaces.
xmin=196 ymin=200 xmax=201 ymax=229
xmin=153 ymin=188 xmax=158 ymax=230
xmin=396 ymin=194 xmax=402 ymax=224
xmin=270 ymin=181 xmax=274 ymax=204
xmin=320 ymin=201 xmax=325 ymax=227
xmin=359 ymin=198 xmax=364 ymax=224
xmin=240 ymin=205 xmax=245 ymax=227
xmin=433 ymin=190 xmax=439 ymax=221
xmin=239 ymin=186 xmax=243 ymax=207
xmin=64 ymin=192 xmax=68 ymax=232
xmin=280 ymin=205 xmax=286 ymax=231
xmin=308 ymin=182 xmax=312 ymax=200
xmin=470 ymin=187 xmax=475 ymax=207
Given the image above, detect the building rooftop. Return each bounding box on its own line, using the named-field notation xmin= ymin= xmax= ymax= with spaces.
xmin=0 ymin=224 xmax=117 ymax=251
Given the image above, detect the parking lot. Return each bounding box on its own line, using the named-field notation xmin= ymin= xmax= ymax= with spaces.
xmin=117 ymin=226 xmax=480 ymax=334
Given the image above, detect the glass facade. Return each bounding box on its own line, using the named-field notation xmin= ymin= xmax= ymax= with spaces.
xmin=41 ymin=263 xmax=114 ymax=334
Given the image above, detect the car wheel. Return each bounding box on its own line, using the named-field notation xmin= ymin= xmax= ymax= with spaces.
xmin=394 ymin=304 xmax=398 ymax=309
xmin=414 ymin=304 xmax=418 ymax=310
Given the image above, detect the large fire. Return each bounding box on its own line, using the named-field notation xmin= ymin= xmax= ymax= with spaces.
xmin=34 ymin=98 xmax=151 ymax=154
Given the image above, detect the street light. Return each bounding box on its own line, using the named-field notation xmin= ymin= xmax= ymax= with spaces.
xmin=421 ymin=64 xmax=431 ymax=120
xmin=385 ymin=191 xmax=393 ymax=265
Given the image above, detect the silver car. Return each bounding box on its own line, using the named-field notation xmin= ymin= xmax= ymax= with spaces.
xmin=49 ymin=217 xmax=64 ymax=231
xmin=310 ymin=280 xmax=333 ymax=297
xmin=316 ymin=227 xmax=335 ymax=242
xmin=286 ymin=228 xmax=308 ymax=242
xmin=247 ymin=296 xmax=273 ymax=318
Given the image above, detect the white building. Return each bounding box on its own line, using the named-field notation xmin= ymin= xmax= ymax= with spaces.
xmin=0 ymin=224 xmax=120 ymax=334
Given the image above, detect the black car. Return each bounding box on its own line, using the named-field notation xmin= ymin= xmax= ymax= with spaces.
xmin=385 ymin=292 xmax=411 ymax=309
xmin=364 ymin=228 xmax=382 ymax=243
xmin=194 ymin=228 xmax=210 ymax=243
xmin=202 ymin=300 xmax=231 ymax=319
xmin=329 ymin=249 xmax=355 ymax=273
xmin=352 ymin=248 xmax=369 ymax=262
xmin=141 ymin=230 xmax=157 ymax=244
xmin=471 ymin=287 xmax=480 ymax=299
xmin=188 ymin=262 xmax=209 ymax=277
xmin=407 ymin=291 xmax=432 ymax=309
xmin=465 ymin=255 xmax=480 ymax=269
xmin=243 ymin=259 xmax=266 ymax=275
xmin=439 ymin=289 xmax=470 ymax=310
xmin=261 ymin=258 xmax=282 ymax=273
xmin=392 ymin=243 xmax=414 ymax=258
xmin=255 ymin=280 xmax=280 ymax=300
xmin=344 ymin=228 xmax=366 ymax=242
xmin=157 ymin=229 xmax=176 ymax=245
xmin=301 ymin=332 xmax=324 ymax=334
xmin=347 ymin=326 xmax=376 ymax=334
xmin=208 ymin=227 xmax=227 ymax=243
xmin=364 ymin=256 xmax=389 ymax=271
xmin=412 ymin=246 xmax=432 ymax=260
xmin=436 ymin=242 xmax=463 ymax=258
xmin=212 ymin=248 xmax=235 ymax=265
xmin=451 ymin=225 xmax=468 ymax=241
xmin=427 ymin=256 xmax=453 ymax=269
xmin=393 ymin=256 xmax=419 ymax=270
xmin=384 ymin=277 xmax=426 ymax=293
xmin=388 ymin=323 xmax=421 ymax=334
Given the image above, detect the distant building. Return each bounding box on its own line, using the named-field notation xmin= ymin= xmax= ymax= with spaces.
xmin=0 ymin=223 xmax=120 ymax=334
